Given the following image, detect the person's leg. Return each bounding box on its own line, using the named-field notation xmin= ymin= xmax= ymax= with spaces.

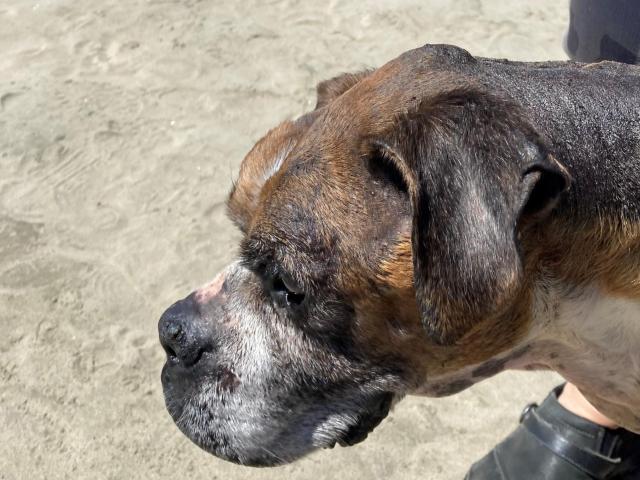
xmin=558 ymin=383 xmax=618 ymax=429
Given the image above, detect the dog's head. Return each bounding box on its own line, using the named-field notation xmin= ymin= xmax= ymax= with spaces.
xmin=159 ymin=45 xmax=570 ymax=466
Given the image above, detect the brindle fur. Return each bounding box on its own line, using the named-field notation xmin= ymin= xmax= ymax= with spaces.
xmin=161 ymin=44 xmax=640 ymax=466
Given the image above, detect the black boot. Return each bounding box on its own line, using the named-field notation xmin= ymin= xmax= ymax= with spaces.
xmin=465 ymin=385 xmax=640 ymax=479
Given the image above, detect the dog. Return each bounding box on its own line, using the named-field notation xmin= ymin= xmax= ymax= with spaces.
xmin=158 ymin=44 xmax=640 ymax=467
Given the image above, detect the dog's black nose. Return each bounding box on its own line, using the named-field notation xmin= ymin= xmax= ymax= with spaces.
xmin=158 ymin=295 xmax=209 ymax=367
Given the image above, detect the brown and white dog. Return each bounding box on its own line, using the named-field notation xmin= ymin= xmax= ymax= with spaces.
xmin=158 ymin=44 xmax=640 ymax=466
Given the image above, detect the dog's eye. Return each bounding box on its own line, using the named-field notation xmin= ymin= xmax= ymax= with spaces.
xmin=368 ymin=152 xmax=408 ymax=194
xmin=271 ymin=274 xmax=305 ymax=308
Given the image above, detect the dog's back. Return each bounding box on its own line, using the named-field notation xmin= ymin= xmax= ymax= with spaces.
xmin=477 ymin=57 xmax=640 ymax=220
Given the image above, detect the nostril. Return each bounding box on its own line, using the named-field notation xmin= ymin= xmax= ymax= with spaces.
xmin=160 ymin=318 xmax=183 ymax=360
xmin=166 ymin=322 xmax=182 ymax=341
xmin=163 ymin=344 xmax=177 ymax=361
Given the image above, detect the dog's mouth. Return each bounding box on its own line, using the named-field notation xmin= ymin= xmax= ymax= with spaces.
xmin=162 ymin=360 xmax=397 ymax=465
xmin=323 ymin=391 xmax=394 ymax=449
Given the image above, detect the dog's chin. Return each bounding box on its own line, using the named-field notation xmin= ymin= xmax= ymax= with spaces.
xmin=162 ymin=371 xmax=395 ymax=467
xmin=182 ymin=396 xmax=394 ymax=467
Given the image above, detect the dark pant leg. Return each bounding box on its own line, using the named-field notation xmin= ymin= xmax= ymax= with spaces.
xmin=566 ymin=0 xmax=640 ymax=64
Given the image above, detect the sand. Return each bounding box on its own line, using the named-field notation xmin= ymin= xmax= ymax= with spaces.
xmin=0 ymin=1 xmax=569 ymax=478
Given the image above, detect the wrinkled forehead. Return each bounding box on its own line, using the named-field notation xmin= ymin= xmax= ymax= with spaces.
xmin=244 ymin=149 xmax=349 ymax=264
xmin=244 ymin=147 xmax=409 ymax=288
xmin=228 ymin=114 xmax=370 ymax=228
xmin=226 ymin=111 xmax=322 ymax=230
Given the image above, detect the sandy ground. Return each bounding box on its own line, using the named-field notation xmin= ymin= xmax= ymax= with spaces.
xmin=0 ymin=1 xmax=571 ymax=478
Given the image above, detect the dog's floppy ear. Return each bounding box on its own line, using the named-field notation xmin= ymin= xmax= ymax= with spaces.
xmin=383 ymin=87 xmax=570 ymax=345
xmin=315 ymin=71 xmax=372 ymax=109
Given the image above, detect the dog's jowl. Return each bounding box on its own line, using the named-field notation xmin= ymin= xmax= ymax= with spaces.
xmin=159 ymin=44 xmax=640 ymax=466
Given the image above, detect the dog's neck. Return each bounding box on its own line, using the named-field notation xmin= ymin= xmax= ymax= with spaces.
xmin=528 ymin=277 xmax=640 ymax=431
xmin=410 ymin=209 xmax=640 ymax=429
xmin=477 ymin=58 xmax=640 ymax=222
